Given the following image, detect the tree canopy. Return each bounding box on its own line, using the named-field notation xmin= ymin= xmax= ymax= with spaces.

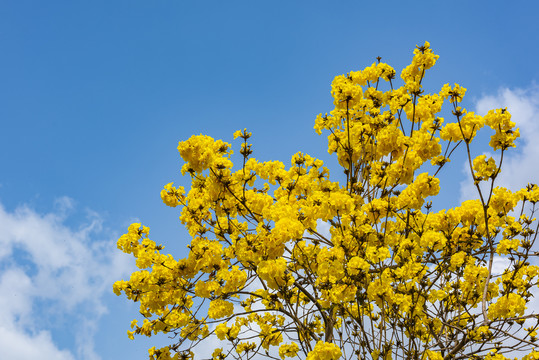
xmin=114 ymin=42 xmax=539 ymax=360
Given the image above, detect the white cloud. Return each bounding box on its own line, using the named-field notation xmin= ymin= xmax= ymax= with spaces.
xmin=0 ymin=326 xmax=75 ymax=360
xmin=490 ymin=256 xmax=511 ymax=276
xmin=0 ymin=199 xmax=134 ymax=360
xmin=460 ymin=85 xmax=539 ymax=201
xmin=316 ymin=219 xmax=331 ymax=240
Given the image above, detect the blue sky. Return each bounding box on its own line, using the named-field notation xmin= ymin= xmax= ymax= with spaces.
xmin=1 ymin=1 xmax=539 ymax=359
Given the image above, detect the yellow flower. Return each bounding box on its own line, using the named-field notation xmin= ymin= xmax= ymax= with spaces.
xmin=236 ymin=342 xmax=256 ymax=354
xmin=488 ymin=293 xmax=526 ymax=319
xmin=234 ymin=128 xmax=251 ymax=139
xmin=160 ymin=182 xmax=184 ymax=207
xmin=279 ymin=343 xmax=299 ymax=359
xmin=212 ymin=348 xmax=225 ymax=360
xmin=425 ymin=350 xmax=444 ymax=360
xmin=208 ymin=299 xmax=234 ymax=319
xmin=306 ymin=341 xmax=342 ymax=360
xmin=496 ymin=238 xmax=520 ymax=255
xmin=331 ymin=74 xmax=363 ymax=109
xmin=450 ymin=251 xmax=467 ymax=270
xmin=472 ymin=155 xmax=497 ymax=182
xmin=257 ymin=258 xmax=289 ymax=289
xmin=347 ymin=256 xmax=370 ymax=275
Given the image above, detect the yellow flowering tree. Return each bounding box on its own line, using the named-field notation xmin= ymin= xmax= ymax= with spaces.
xmin=114 ymin=42 xmax=539 ymax=360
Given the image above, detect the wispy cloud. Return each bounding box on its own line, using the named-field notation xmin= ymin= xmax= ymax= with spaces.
xmin=0 ymin=198 xmax=133 ymax=360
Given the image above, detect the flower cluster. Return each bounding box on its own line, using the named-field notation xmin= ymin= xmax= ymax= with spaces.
xmin=114 ymin=42 xmax=539 ymax=360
